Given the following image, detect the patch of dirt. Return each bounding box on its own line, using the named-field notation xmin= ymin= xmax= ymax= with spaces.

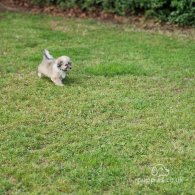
xmin=0 ymin=0 xmax=195 ymax=39
xmin=0 ymin=0 xmax=23 ymax=12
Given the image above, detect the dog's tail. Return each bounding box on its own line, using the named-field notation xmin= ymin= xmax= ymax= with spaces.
xmin=43 ymin=49 xmax=54 ymax=60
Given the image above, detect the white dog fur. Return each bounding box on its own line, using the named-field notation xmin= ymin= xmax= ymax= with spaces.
xmin=38 ymin=50 xmax=72 ymax=86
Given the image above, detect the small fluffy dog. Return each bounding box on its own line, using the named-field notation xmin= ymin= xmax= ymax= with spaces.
xmin=38 ymin=50 xmax=72 ymax=86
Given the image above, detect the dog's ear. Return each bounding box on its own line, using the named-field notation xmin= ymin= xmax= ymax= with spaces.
xmin=68 ymin=61 xmax=72 ymax=67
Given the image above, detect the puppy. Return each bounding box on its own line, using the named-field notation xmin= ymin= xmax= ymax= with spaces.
xmin=38 ymin=50 xmax=72 ymax=86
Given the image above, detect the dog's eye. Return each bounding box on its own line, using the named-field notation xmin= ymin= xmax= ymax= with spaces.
xmin=57 ymin=61 xmax=63 ymax=67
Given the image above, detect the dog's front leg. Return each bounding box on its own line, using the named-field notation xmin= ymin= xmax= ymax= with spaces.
xmin=51 ymin=77 xmax=64 ymax=86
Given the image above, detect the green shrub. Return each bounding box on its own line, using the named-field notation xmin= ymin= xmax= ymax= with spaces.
xmin=169 ymin=0 xmax=195 ymax=25
xmin=148 ymin=0 xmax=195 ymax=25
xmin=25 ymin=0 xmax=195 ymax=25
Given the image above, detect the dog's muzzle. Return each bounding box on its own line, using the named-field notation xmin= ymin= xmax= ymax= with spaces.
xmin=63 ymin=67 xmax=71 ymax=72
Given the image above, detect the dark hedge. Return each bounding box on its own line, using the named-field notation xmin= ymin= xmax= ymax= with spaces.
xmin=28 ymin=0 xmax=195 ymax=25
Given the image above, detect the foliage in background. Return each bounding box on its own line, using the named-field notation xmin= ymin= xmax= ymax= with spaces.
xmin=27 ymin=0 xmax=195 ymax=25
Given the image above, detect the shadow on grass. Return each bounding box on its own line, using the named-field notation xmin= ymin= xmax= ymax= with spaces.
xmin=37 ymin=75 xmax=79 ymax=86
xmin=84 ymin=63 xmax=148 ymax=77
xmin=63 ymin=76 xmax=79 ymax=85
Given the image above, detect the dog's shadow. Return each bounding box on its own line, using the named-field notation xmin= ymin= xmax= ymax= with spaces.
xmin=63 ymin=76 xmax=78 ymax=86
xmin=40 ymin=76 xmax=80 ymax=86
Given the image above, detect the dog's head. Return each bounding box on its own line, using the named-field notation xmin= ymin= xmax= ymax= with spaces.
xmin=56 ymin=56 xmax=72 ymax=72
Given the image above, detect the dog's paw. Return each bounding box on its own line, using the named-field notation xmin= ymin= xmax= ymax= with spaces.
xmin=56 ymin=83 xmax=64 ymax=87
xmin=53 ymin=81 xmax=64 ymax=86
xmin=51 ymin=78 xmax=64 ymax=87
xmin=38 ymin=72 xmax=42 ymax=78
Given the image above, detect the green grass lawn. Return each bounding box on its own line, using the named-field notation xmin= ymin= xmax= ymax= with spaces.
xmin=0 ymin=12 xmax=194 ymax=194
